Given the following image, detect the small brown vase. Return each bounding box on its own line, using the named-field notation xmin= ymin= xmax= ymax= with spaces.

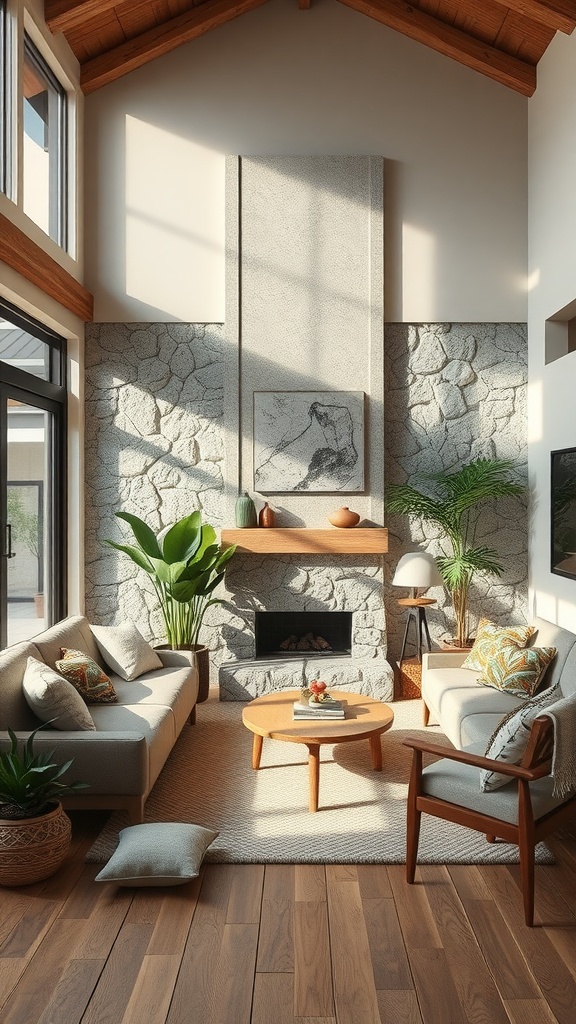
xmin=328 ymin=507 xmax=360 ymax=528
xmin=258 ymin=502 xmax=275 ymax=528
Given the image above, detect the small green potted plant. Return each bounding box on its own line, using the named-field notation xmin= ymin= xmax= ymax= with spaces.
xmin=107 ymin=510 xmax=237 ymax=701
xmin=386 ymin=458 xmax=526 ymax=648
xmin=0 ymin=724 xmax=88 ymax=886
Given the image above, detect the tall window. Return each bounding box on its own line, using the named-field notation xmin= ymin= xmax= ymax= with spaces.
xmin=23 ymin=34 xmax=67 ymax=247
xmin=0 ymin=0 xmax=7 ymax=195
xmin=0 ymin=299 xmax=67 ymax=648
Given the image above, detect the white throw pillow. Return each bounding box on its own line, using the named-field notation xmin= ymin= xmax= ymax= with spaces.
xmin=480 ymin=683 xmax=560 ymax=792
xmin=94 ymin=822 xmax=219 ymax=886
xmin=22 ymin=656 xmax=96 ymax=731
xmin=91 ymin=622 xmax=163 ymax=681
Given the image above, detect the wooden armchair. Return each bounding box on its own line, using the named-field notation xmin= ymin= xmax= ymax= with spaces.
xmin=403 ymin=717 xmax=576 ymax=926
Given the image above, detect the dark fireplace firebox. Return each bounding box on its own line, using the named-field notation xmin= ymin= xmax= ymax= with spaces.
xmin=255 ymin=611 xmax=352 ymax=659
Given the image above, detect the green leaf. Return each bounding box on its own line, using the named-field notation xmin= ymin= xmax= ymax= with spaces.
xmin=148 ymin=557 xmax=174 ymax=584
xmin=170 ymin=576 xmax=205 ymax=602
xmin=214 ymin=544 xmax=237 ymax=570
xmin=202 ymin=571 xmax=225 ymax=596
xmin=106 ymin=541 xmax=155 ymax=574
xmin=115 ymin=512 xmax=162 ymax=559
xmin=160 ymin=512 xmax=203 ymax=564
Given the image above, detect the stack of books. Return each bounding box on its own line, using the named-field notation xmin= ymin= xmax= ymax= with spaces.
xmin=292 ymin=697 xmax=346 ymax=720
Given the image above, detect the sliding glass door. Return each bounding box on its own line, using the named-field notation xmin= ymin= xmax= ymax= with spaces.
xmin=0 ymin=301 xmax=66 ymax=649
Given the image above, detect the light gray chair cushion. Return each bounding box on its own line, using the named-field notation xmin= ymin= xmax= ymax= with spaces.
xmin=421 ymin=744 xmax=567 ymax=825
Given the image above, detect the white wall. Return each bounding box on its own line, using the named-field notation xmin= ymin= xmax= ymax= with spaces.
xmin=84 ymin=0 xmax=528 ymax=324
xmin=528 ymin=31 xmax=576 ymax=630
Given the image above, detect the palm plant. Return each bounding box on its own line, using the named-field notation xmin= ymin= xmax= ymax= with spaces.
xmin=0 ymin=724 xmax=88 ymax=820
xmin=107 ymin=510 xmax=236 ymax=650
xmin=386 ymin=458 xmax=526 ymax=647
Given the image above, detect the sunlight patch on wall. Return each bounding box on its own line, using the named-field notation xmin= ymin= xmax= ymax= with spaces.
xmin=125 ymin=116 xmax=225 ymax=320
xmin=527 ymin=268 xmax=540 ymax=292
xmin=401 ymin=223 xmax=436 ymax=320
xmin=531 ymin=589 xmax=576 ymax=632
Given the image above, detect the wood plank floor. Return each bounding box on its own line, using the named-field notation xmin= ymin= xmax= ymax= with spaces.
xmin=1 ymin=812 xmax=575 ymax=1024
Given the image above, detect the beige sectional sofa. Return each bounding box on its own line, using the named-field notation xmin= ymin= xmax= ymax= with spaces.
xmin=0 ymin=615 xmax=199 ymax=823
xmin=421 ymin=615 xmax=576 ymax=748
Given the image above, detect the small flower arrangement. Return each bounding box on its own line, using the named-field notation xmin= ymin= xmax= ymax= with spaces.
xmin=301 ymin=680 xmax=340 ymax=706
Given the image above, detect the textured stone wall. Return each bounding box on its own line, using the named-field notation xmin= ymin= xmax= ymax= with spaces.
xmin=384 ymin=323 xmax=529 ymax=660
xmin=219 ymin=553 xmax=393 ymax=700
xmin=83 ymin=319 xmax=528 ymax=682
xmin=84 ymin=322 xmax=229 ymax=678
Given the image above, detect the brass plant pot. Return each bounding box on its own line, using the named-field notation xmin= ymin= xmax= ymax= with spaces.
xmin=0 ymin=802 xmax=72 ymax=887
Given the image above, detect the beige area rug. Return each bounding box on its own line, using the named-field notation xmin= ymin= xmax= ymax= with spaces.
xmin=86 ymin=695 xmax=554 ymax=865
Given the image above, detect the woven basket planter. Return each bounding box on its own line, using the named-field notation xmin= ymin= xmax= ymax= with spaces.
xmin=0 ymin=802 xmax=72 ymax=887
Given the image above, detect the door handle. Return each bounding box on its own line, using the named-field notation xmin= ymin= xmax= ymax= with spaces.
xmin=4 ymin=523 xmax=16 ymax=558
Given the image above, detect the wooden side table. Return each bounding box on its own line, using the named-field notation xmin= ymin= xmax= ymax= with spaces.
xmin=397 ymin=597 xmax=436 ymax=662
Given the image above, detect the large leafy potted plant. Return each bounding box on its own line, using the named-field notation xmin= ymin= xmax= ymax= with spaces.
xmin=0 ymin=724 xmax=88 ymax=886
xmin=385 ymin=458 xmax=526 ymax=648
xmin=107 ymin=510 xmax=236 ymax=702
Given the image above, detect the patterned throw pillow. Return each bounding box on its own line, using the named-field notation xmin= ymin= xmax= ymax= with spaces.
xmin=461 ymin=618 xmax=534 ymax=672
xmin=480 ymin=683 xmax=560 ymax=791
xmin=56 ymin=648 xmax=117 ymax=704
xmin=479 ymin=645 xmax=557 ymax=698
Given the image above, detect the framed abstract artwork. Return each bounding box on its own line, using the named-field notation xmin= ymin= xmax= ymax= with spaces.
xmin=253 ymin=390 xmax=365 ymax=493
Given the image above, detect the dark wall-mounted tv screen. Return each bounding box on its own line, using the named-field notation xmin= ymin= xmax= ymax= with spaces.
xmin=551 ymin=447 xmax=576 ymax=579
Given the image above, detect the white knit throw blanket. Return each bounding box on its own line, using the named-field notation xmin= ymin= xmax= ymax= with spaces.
xmin=543 ymin=692 xmax=576 ymax=798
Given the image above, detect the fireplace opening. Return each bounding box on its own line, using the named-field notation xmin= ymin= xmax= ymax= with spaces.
xmin=255 ymin=611 xmax=352 ymax=659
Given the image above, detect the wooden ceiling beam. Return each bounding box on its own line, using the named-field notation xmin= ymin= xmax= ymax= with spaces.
xmin=80 ymin=0 xmax=270 ymax=94
xmin=45 ymin=0 xmax=119 ymax=36
xmin=337 ymin=0 xmax=537 ymax=96
xmin=494 ymin=0 xmax=576 ymax=34
xmin=0 ymin=215 xmax=93 ymax=322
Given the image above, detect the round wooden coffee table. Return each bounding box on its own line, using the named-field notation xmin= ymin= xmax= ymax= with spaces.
xmin=242 ymin=690 xmax=394 ymax=812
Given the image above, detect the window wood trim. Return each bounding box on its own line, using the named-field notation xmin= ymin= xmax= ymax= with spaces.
xmin=0 ymin=213 xmax=93 ymax=321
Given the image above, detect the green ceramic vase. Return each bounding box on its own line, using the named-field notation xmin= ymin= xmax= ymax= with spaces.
xmin=235 ymin=492 xmax=257 ymax=528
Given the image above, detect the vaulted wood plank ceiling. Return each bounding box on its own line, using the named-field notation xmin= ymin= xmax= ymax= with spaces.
xmin=45 ymin=0 xmax=576 ymax=96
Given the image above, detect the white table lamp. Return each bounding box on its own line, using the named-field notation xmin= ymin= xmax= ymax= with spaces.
xmin=392 ymin=551 xmax=442 ymax=597
xmin=392 ymin=552 xmax=442 ymax=661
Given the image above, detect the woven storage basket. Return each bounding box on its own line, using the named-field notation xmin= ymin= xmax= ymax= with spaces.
xmin=0 ymin=802 xmax=72 ymax=886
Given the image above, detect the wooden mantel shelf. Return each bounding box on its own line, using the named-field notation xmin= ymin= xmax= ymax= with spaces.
xmin=220 ymin=528 xmax=388 ymax=555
